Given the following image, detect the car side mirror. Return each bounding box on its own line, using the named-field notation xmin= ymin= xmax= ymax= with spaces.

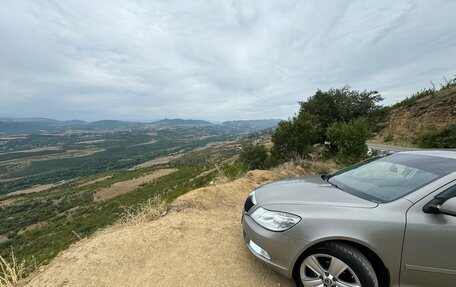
xmin=439 ymin=197 xmax=456 ymax=217
xmin=321 ymin=174 xmax=330 ymax=181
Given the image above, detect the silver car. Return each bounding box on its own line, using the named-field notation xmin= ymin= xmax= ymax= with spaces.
xmin=242 ymin=151 xmax=456 ymax=287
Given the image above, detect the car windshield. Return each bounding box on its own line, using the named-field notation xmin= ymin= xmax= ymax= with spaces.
xmin=328 ymin=153 xmax=456 ymax=203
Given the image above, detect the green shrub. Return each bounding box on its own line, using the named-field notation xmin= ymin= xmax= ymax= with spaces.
xmin=222 ymin=161 xmax=243 ymax=180
xmin=271 ymin=86 xmax=384 ymax=161
xmin=440 ymin=75 xmax=456 ymax=90
xmin=264 ymin=152 xmax=281 ymax=169
xmin=389 ymin=76 xmax=455 ymax=111
xmin=299 ymin=86 xmax=384 ymax=139
xmin=239 ymin=144 xmax=269 ymax=170
xmin=383 ymin=133 xmax=394 ymax=142
xmin=311 ymin=144 xmax=332 ymax=160
xmin=390 ymin=88 xmax=435 ymax=109
xmin=271 ymin=113 xmax=319 ymax=160
xmin=327 ymin=117 xmax=371 ymax=164
xmin=415 ymin=124 xmax=456 ymax=148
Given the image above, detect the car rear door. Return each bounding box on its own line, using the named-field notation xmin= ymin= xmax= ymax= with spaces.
xmin=400 ymin=182 xmax=456 ymax=286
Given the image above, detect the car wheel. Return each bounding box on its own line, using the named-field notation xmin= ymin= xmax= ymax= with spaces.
xmin=293 ymin=242 xmax=378 ymax=287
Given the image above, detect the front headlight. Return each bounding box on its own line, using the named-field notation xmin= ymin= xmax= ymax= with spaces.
xmin=250 ymin=207 xmax=301 ymax=231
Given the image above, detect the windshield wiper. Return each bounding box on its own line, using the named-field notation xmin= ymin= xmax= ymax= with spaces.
xmin=321 ymin=174 xmax=343 ymax=190
xmin=326 ymin=178 xmax=344 ymax=191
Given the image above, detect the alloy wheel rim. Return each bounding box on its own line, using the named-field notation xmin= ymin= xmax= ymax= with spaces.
xmin=300 ymin=254 xmax=361 ymax=287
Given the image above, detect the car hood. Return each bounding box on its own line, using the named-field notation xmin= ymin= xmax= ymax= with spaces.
xmin=254 ymin=176 xmax=378 ymax=208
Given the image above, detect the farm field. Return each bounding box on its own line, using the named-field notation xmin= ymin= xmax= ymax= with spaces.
xmin=0 ymin=122 xmax=273 ymax=269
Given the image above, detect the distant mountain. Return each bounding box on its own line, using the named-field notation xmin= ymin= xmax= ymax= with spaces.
xmin=64 ymin=120 xmax=88 ymax=125
xmin=0 ymin=117 xmax=86 ymax=124
xmin=0 ymin=117 xmax=213 ymax=135
xmin=86 ymin=120 xmax=145 ymax=130
xmin=0 ymin=118 xmax=88 ymax=135
xmin=0 ymin=118 xmax=144 ymax=135
xmin=151 ymin=119 xmax=213 ymax=126
xmin=0 ymin=117 xmax=280 ymax=135
xmin=222 ymin=119 xmax=281 ymax=130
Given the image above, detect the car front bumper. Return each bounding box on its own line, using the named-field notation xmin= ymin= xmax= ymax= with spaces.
xmin=242 ymin=213 xmax=309 ymax=278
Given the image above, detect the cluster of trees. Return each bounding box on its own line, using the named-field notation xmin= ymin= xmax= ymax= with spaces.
xmin=270 ymin=86 xmax=384 ymax=163
xmin=239 ymin=86 xmax=385 ymax=167
xmin=326 ymin=118 xmax=372 ymax=163
xmin=239 ymin=144 xmax=270 ymax=170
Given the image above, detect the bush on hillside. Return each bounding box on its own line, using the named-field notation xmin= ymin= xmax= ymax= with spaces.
xmin=271 ymin=113 xmax=319 ymax=160
xmin=414 ymin=124 xmax=456 ymax=148
xmin=239 ymin=144 xmax=269 ymax=170
xmin=440 ymin=75 xmax=456 ymax=90
xmin=222 ymin=161 xmax=244 ymax=180
xmin=299 ymin=86 xmax=384 ymax=139
xmin=389 ymin=75 xmax=456 ymax=111
xmin=389 ymin=87 xmax=436 ymax=110
xmin=383 ymin=133 xmax=394 ymax=142
xmin=271 ymin=86 xmax=383 ymax=161
xmin=327 ymin=117 xmax=371 ymax=164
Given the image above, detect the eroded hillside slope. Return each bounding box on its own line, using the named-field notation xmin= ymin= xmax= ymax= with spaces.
xmin=376 ymin=86 xmax=456 ymax=142
xmin=22 ymin=165 xmax=317 ymax=287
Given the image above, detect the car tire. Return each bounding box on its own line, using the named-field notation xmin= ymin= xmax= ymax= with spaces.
xmin=293 ymin=242 xmax=378 ymax=287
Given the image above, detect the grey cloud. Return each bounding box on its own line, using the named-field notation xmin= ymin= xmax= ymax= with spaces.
xmin=0 ymin=0 xmax=455 ymax=121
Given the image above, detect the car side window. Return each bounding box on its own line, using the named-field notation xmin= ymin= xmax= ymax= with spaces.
xmin=423 ymin=182 xmax=456 ymax=214
xmin=436 ymin=183 xmax=456 ymax=200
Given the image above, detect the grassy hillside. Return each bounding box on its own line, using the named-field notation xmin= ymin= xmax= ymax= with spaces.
xmin=0 ymin=123 xmax=272 ymax=278
xmin=20 ymin=158 xmax=338 ymax=287
xmin=375 ymin=83 xmax=456 ymax=146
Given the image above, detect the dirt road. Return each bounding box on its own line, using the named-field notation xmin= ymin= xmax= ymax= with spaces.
xmin=23 ymin=169 xmax=303 ymax=287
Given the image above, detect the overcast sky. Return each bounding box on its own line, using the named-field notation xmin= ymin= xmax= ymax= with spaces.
xmin=1 ymin=1 xmax=455 ymax=121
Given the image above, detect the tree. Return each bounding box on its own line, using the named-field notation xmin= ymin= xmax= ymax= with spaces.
xmin=239 ymin=144 xmax=269 ymax=170
xmin=327 ymin=117 xmax=371 ymax=164
xmin=271 ymin=86 xmax=383 ymax=161
xmin=299 ymin=86 xmax=383 ymax=141
xmin=271 ymin=112 xmax=319 ymax=160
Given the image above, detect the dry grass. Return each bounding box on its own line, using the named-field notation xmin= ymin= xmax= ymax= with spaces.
xmin=0 ymin=235 xmax=8 ymax=244
xmin=76 ymin=139 xmax=106 ymax=144
xmin=93 ymin=169 xmax=177 ymax=202
xmin=78 ymin=176 xmax=112 ymax=187
xmin=272 ymin=156 xmax=340 ymax=178
xmin=23 ymin=160 xmax=340 ymax=286
xmin=0 ymin=248 xmax=26 ymax=287
xmin=0 ymin=146 xmax=62 ymax=155
xmin=127 ymin=155 xmax=184 ymax=170
xmin=0 ymin=148 xmax=106 ymax=167
xmin=6 ymin=184 xmax=56 ymax=197
xmin=118 ymin=195 xmax=169 ymax=225
xmin=22 ymin=165 xmax=311 ymax=286
xmin=0 ymin=198 xmax=17 ymax=207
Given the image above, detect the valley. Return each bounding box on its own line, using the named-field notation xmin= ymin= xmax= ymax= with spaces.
xmin=0 ymin=120 xmax=275 ymax=270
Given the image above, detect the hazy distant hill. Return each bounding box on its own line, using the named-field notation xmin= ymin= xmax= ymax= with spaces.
xmin=0 ymin=117 xmax=87 ymax=125
xmin=0 ymin=117 xmax=280 ymax=135
xmin=222 ymin=119 xmax=280 ymax=130
xmin=0 ymin=118 xmax=149 ymax=135
xmin=0 ymin=118 xmax=88 ymax=135
xmin=86 ymin=120 xmax=145 ymax=130
xmin=151 ymin=119 xmax=213 ymax=126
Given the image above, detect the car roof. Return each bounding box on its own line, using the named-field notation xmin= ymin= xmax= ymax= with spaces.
xmin=400 ymin=150 xmax=456 ymax=160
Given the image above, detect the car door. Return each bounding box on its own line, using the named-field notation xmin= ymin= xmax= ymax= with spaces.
xmin=400 ymin=182 xmax=456 ymax=286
